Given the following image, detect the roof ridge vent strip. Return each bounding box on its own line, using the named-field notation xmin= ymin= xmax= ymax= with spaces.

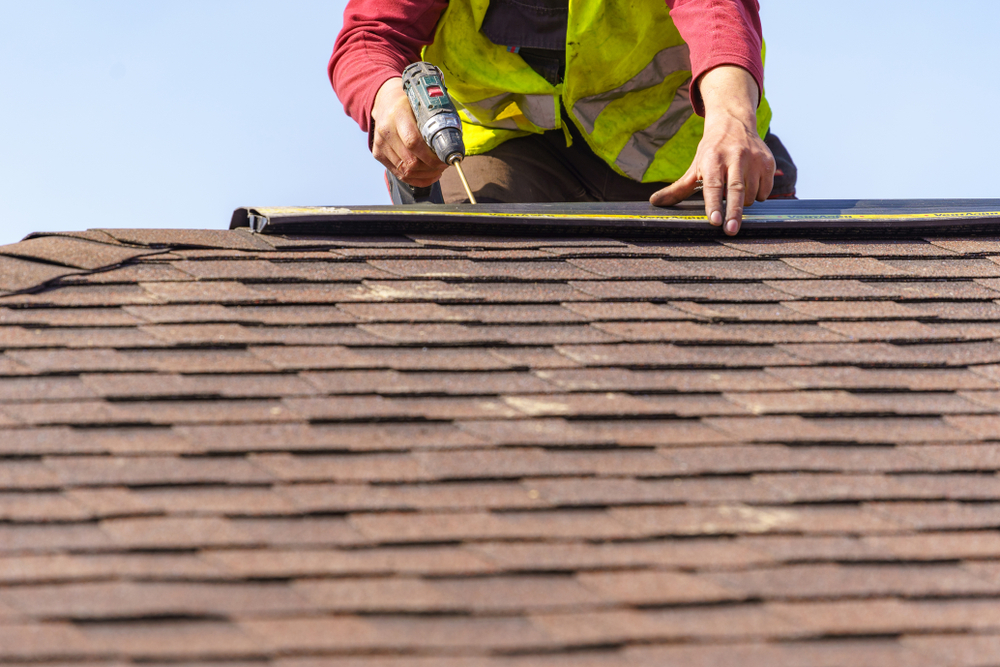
xmin=231 ymin=199 xmax=1000 ymax=237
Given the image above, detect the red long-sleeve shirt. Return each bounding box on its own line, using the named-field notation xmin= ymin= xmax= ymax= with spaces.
xmin=329 ymin=0 xmax=764 ymax=135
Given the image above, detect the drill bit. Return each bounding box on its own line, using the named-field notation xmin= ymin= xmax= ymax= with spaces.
xmin=450 ymin=156 xmax=477 ymax=205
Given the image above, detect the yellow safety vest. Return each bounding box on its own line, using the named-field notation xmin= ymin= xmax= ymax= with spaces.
xmin=423 ymin=0 xmax=772 ymax=184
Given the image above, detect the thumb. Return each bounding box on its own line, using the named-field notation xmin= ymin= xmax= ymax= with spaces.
xmin=649 ymin=166 xmax=699 ymax=207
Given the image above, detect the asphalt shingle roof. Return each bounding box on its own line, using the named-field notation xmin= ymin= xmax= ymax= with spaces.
xmin=2 ymin=227 xmax=1000 ymax=664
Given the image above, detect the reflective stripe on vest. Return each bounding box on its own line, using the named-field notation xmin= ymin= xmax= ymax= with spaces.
xmin=572 ymin=44 xmax=691 ymax=135
xmin=614 ymin=80 xmax=693 ymax=181
xmin=460 ymin=91 xmax=558 ymax=131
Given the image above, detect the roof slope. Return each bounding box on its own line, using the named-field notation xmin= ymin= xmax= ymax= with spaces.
xmin=2 ymin=228 xmax=1000 ymax=664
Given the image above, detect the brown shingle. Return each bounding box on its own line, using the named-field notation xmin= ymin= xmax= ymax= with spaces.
xmin=593 ymin=321 xmax=845 ymax=344
xmin=0 ymin=552 xmax=223 ymax=585
xmin=0 ymin=326 xmax=162 ymax=349
xmin=704 ymin=415 xmax=970 ymax=443
xmin=249 ymin=452 xmax=429 ymax=483
xmin=175 ymin=422 xmax=484 ymax=452
xmin=560 ymin=301 xmax=694 ymax=320
xmin=80 ymin=372 xmax=318 ymax=399
xmin=472 ymin=539 xmax=766 ymax=571
xmin=204 ymin=545 xmax=494 ymax=578
xmin=763 ymin=279 xmax=898 ymax=298
xmin=779 ymin=341 xmax=1000 ymax=366
xmin=283 ymin=395 xmax=520 ymax=421
xmin=0 ymin=236 xmax=161 ymax=270
xmin=44 ymin=455 xmax=273 ymax=487
xmin=338 ymin=302 xmax=464 ymax=322
xmin=2 ymin=284 xmax=159 ymax=306
xmin=780 ymin=256 xmax=909 ymax=277
xmin=0 ymin=623 xmax=101 ymax=661
xmin=611 ymin=504 xmax=899 ymax=537
xmin=295 ymin=575 xmax=599 ymax=613
xmin=0 ymin=377 xmax=96 ymax=402
xmin=244 ymin=615 xmax=554 ymax=652
xmin=177 ymin=259 xmax=395 ymax=282
xmin=0 ymin=493 xmax=90 ymax=521
xmin=766 ymin=366 xmax=999 ymax=390
xmin=78 ymin=619 xmax=263 ymax=659
xmin=503 ymin=392 xmax=747 ymax=418
xmin=548 ymin=239 xmax=747 ymax=257
xmin=578 ymin=569 xmax=743 ymax=605
xmin=629 ymin=641 xmax=932 ymax=667
xmin=140 ymin=281 xmax=274 ymax=304
xmin=252 ymin=345 xmax=512 ymax=371
xmin=0 ymin=307 xmax=141 ymax=326
xmin=724 ymin=390 xmax=989 ymax=416
xmin=369 ymin=258 xmax=596 ymax=280
xmin=1 ymin=581 xmax=311 ymax=619
xmin=783 ymin=300 xmax=928 ymax=319
xmin=284 ymin=481 xmax=546 ymax=512
xmin=881 ymin=258 xmax=1000 ymax=277
xmin=557 ymin=343 xmax=805 ymax=367
xmin=537 ymin=368 xmax=791 ymax=392
xmin=572 ymin=279 xmax=792 ymax=301
xmin=720 ymin=238 xmax=854 ymax=256
xmin=670 ymin=301 xmax=814 ymax=322
xmin=0 ymin=256 xmax=83 ymax=293
xmin=350 ymin=509 xmax=640 ymax=542
xmin=531 ymin=606 xmax=798 ymax=644
xmin=301 ymin=369 xmax=555 ymax=395
xmin=141 ymin=322 xmax=381 ymax=346
xmin=58 ymin=262 xmax=194 ymax=284
xmin=569 ymin=258 xmax=810 ymax=280
xmin=97 ymin=228 xmax=271 ymax=250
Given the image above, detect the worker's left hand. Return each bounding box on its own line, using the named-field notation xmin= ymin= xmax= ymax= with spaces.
xmin=649 ymin=65 xmax=775 ymax=236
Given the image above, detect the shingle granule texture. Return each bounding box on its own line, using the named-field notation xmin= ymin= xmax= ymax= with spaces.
xmin=1 ymin=228 xmax=1000 ymax=664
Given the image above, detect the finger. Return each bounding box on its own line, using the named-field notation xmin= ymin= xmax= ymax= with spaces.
xmin=756 ymin=160 xmax=775 ymax=202
xmin=743 ymin=171 xmax=759 ymax=208
xmin=404 ymin=169 xmax=446 ymax=188
xmin=394 ymin=104 xmax=446 ymax=169
xmin=649 ymin=166 xmax=699 ymax=207
xmin=377 ymin=140 xmax=440 ymax=187
xmin=723 ymin=163 xmax=747 ymax=236
xmin=701 ymin=166 xmax=726 ymax=227
xmin=757 ymin=145 xmax=776 ymax=202
xmin=375 ymin=142 xmax=403 ymax=179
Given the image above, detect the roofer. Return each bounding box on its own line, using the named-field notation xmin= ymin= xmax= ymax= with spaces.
xmin=329 ymin=0 xmax=797 ymax=236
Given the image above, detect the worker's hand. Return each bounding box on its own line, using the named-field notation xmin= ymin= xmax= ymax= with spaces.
xmin=371 ymin=76 xmax=448 ymax=188
xmin=650 ymin=65 xmax=775 ymax=236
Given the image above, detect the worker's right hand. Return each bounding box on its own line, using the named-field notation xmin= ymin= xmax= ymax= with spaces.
xmin=371 ymin=77 xmax=448 ymax=188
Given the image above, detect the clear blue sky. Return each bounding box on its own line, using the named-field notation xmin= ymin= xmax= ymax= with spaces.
xmin=1 ymin=1 xmax=998 ymax=246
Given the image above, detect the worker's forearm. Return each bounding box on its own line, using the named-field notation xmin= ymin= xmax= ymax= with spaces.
xmin=665 ymin=0 xmax=764 ymax=115
xmin=329 ymin=0 xmax=448 ymax=133
xmin=698 ymin=65 xmax=760 ymax=127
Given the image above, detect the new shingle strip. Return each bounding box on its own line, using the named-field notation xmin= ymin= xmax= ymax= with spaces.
xmin=232 ymin=199 xmax=1000 ymax=235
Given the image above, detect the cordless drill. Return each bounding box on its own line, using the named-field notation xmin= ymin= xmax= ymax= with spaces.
xmin=400 ymin=62 xmax=477 ymax=204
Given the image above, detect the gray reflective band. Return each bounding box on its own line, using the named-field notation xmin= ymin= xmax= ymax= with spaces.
xmin=460 ymin=92 xmax=557 ymax=131
xmin=572 ymin=44 xmax=691 ymax=134
xmin=614 ymin=79 xmax=693 ymax=181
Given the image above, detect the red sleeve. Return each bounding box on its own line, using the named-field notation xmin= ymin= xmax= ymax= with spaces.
xmin=665 ymin=0 xmax=764 ymax=116
xmin=329 ymin=0 xmax=448 ymax=136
